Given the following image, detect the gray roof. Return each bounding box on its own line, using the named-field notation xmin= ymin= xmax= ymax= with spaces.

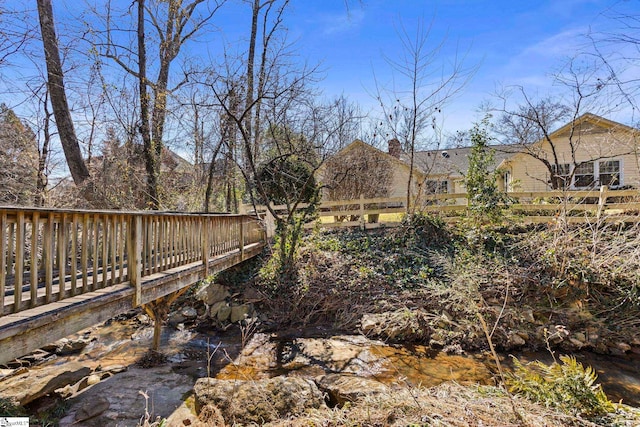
xmin=406 ymin=144 xmax=521 ymax=178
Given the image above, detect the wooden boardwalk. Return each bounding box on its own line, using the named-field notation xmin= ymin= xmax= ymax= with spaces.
xmin=0 ymin=207 xmax=266 ymax=365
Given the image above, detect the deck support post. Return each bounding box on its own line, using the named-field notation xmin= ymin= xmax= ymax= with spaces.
xmin=143 ymin=298 xmax=169 ymax=351
xmin=142 ymin=286 xmax=190 ymax=352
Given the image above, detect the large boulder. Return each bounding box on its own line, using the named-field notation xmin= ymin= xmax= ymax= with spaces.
xmin=196 ymin=282 xmax=230 ymax=306
xmin=194 ymin=376 xmax=325 ymax=424
xmin=1 ymin=362 xmax=91 ymax=406
xmin=58 ymin=365 xmax=195 ymax=426
xmin=316 ymin=373 xmax=389 ymax=406
xmin=230 ymin=304 xmax=251 ymax=323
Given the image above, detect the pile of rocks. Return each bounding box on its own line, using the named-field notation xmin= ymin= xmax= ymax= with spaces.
xmin=194 ymin=281 xmax=257 ymax=324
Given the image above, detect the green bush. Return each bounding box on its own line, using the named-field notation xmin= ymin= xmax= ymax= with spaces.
xmin=464 ymin=117 xmax=513 ymax=226
xmin=507 ymin=355 xmax=616 ymax=418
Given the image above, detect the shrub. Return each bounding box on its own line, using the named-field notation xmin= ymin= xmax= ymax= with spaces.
xmin=463 ymin=117 xmax=513 ymax=226
xmin=507 ymin=355 xmax=616 ymax=418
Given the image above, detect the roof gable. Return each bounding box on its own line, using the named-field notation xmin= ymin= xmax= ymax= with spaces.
xmin=548 ymin=113 xmax=636 ymax=140
xmin=322 ymin=139 xmax=421 ymax=176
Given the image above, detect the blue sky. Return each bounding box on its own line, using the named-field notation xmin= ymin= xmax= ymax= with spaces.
xmin=242 ymin=0 xmax=638 ymax=134
xmin=3 ymin=0 xmax=637 ymax=155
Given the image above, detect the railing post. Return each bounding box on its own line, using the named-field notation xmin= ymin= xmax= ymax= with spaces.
xmin=239 ymin=217 xmax=245 ymax=261
xmin=202 ymin=218 xmax=209 ymax=277
xmin=359 ymin=194 xmax=365 ymax=229
xmin=0 ymin=211 xmax=6 ymax=315
xmin=264 ymin=205 xmax=276 ymax=238
xmin=597 ymin=185 xmax=608 ymax=220
xmin=128 ymin=215 xmax=143 ymax=307
xmin=14 ymin=212 xmax=24 ymax=312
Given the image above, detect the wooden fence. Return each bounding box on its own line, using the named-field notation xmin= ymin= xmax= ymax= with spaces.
xmin=244 ymin=186 xmax=640 ymax=232
xmin=0 ymin=207 xmax=264 ymax=316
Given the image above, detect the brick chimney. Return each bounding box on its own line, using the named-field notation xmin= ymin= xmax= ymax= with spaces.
xmin=388 ymin=138 xmax=402 ymax=158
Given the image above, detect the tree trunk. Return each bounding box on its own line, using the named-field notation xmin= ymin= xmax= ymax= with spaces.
xmin=136 ymin=0 xmax=159 ymax=209
xmin=36 ymin=0 xmax=91 ymax=187
xmin=35 ymin=92 xmax=52 ymax=207
xmin=245 ymin=0 xmax=259 ymax=163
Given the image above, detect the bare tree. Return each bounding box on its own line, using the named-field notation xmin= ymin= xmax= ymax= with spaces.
xmin=36 ymin=0 xmax=91 ymax=189
xmin=0 ymin=4 xmax=34 ymax=68
xmin=322 ymin=143 xmax=393 ymax=201
xmin=374 ymin=18 xmax=474 ymax=212
xmin=586 ymin=6 xmax=640 ymax=123
xmin=90 ymin=0 xmax=225 ymax=209
xmin=0 ymin=104 xmax=39 ymax=205
xmin=492 ymin=58 xmax=637 ymax=192
xmin=35 ymin=89 xmax=52 ymax=206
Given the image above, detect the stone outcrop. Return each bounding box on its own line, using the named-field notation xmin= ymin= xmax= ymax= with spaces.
xmin=58 ymin=365 xmax=195 ymax=427
xmin=1 ymin=362 xmax=91 ymax=406
xmin=194 ymin=376 xmax=325 ymax=424
xmin=316 ymin=373 xmax=389 ymax=406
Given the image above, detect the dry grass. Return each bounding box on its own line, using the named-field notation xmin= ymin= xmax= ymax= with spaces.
xmin=266 ymin=382 xmax=611 ymax=427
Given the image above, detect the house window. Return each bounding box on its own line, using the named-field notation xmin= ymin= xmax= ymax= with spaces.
xmin=503 ymin=170 xmax=512 ymax=191
xmin=551 ymin=163 xmax=571 ymax=189
xmin=598 ymin=160 xmax=620 ymax=187
xmin=573 ymin=162 xmax=595 ymax=188
xmin=424 ymin=179 xmax=448 ymax=194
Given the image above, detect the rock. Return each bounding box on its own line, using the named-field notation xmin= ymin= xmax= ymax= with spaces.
xmin=208 ymin=301 xmax=226 ymax=319
xmin=0 ymin=368 xmax=14 ymax=378
xmin=574 ymin=332 xmax=587 ymax=343
xmin=165 ymin=398 xmax=202 ymax=427
xmin=74 ymin=373 xmax=103 ymax=395
xmin=360 ymin=311 xmax=430 ymax=341
xmin=316 ymin=373 xmax=389 ymax=406
xmin=86 ymin=374 xmax=102 ymax=386
xmin=74 ymin=396 xmax=110 ymax=422
xmin=101 ymin=365 xmax=128 ymax=375
xmin=0 ymin=362 xmax=92 ymax=406
xmin=168 ymin=312 xmax=185 ymax=325
xmin=194 ymin=376 xmax=324 ymax=425
xmin=360 ymin=313 xmax=383 ymax=333
xmin=20 ymin=349 xmax=52 ymax=365
xmin=196 ymin=282 xmax=229 ymax=306
xmin=59 ymin=365 xmax=195 ymax=427
xmin=243 ymin=286 xmax=264 ymax=302
xmin=181 ymin=307 xmax=198 ymax=319
xmin=568 ymin=338 xmax=586 ymax=350
xmin=522 ymin=309 xmax=536 ymax=323
xmin=196 ymin=404 xmax=225 ymax=426
xmin=508 ymin=333 xmax=526 ymax=347
xmin=230 ymin=304 xmax=251 ymax=323
xmin=615 ymin=342 xmax=631 ymax=354
xmin=42 ymin=338 xmax=89 ymax=356
xmin=216 ymin=304 xmax=231 ymax=322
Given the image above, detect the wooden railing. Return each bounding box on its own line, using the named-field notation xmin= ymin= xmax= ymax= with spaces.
xmin=0 ymin=207 xmax=264 ymax=316
xmin=244 ymin=186 xmax=640 ymax=230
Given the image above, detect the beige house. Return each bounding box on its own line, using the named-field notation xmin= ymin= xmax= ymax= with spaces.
xmin=498 ymin=113 xmax=639 ymax=192
xmin=317 ymin=139 xmax=425 ymax=200
xmin=320 ymin=114 xmax=639 ymax=201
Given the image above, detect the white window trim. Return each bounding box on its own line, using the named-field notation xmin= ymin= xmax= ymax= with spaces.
xmin=570 ymin=158 xmax=623 ymax=189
